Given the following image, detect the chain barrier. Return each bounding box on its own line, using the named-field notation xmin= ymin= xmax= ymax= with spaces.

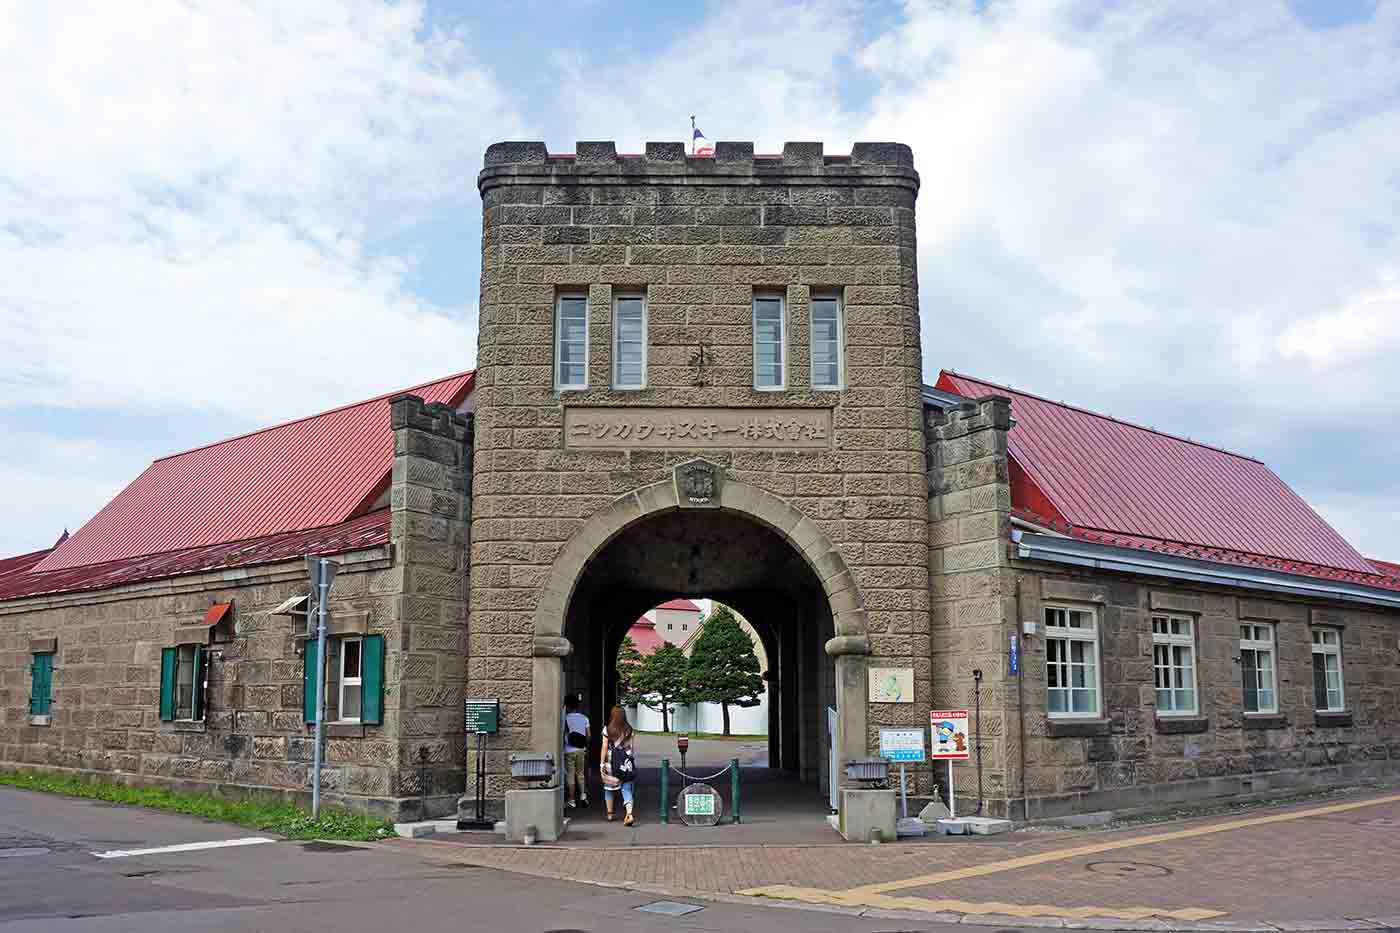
xmin=667 ymin=762 xmax=733 ymax=782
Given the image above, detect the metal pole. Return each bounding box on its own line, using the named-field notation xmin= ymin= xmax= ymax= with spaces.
xmin=311 ymin=559 xmax=330 ymax=819
xmin=660 ymin=758 xmax=669 ymax=824
xmin=899 ymin=763 xmax=908 ymax=819
xmin=947 ymin=759 xmax=956 ymax=820
xmin=730 ymin=757 xmax=741 ymax=825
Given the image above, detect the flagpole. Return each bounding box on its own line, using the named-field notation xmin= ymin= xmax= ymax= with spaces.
xmin=690 ymin=115 xmax=696 ymax=155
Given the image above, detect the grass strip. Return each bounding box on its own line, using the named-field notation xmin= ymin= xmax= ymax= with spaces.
xmin=0 ymin=769 xmax=393 ymax=841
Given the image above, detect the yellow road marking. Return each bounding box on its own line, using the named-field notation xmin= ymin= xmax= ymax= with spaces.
xmin=742 ymin=886 xmax=1224 ymax=922
xmin=843 ymin=791 xmax=1400 ymax=896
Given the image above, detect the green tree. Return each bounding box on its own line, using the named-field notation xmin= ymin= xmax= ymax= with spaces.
xmin=685 ymin=604 xmax=764 ymax=736
xmin=616 ymin=635 xmax=644 ymax=705
xmin=630 ymin=642 xmax=691 ymax=733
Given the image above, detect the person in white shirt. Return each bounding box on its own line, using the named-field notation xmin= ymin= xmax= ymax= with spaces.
xmin=562 ymin=693 xmax=590 ymax=808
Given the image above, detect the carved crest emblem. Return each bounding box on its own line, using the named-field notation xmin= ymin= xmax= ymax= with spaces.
xmin=674 ymin=459 xmax=723 ymax=508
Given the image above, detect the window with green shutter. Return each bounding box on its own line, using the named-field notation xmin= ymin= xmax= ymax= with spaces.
xmin=159 ymin=645 xmax=206 ymax=721
xmin=303 ymin=634 xmax=383 ymax=726
xmin=30 ymin=653 xmax=53 ymax=716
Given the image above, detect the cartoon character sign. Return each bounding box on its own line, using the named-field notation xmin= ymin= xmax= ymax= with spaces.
xmin=929 ymin=709 xmax=971 ymax=760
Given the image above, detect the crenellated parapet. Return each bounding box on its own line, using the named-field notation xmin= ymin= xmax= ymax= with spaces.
xmin=479 ymin=141 xmax=918 ymax=194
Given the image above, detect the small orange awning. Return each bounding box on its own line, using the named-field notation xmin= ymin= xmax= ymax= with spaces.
xmin=201 ymin=602 xmax=233 ymax=626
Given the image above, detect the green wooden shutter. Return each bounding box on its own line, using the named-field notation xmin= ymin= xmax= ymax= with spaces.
xmin=303 ymin=639 xmax=318 ymax=724
xmin=30 ymin=654 xmax=53 ymax=716
xmin=191 ymin=645 xmax=205 ymax=722
xmin=159 ymin=647 xmax=177 ymax=721
xmin=361 ymin=635 xmax=384 ymax=725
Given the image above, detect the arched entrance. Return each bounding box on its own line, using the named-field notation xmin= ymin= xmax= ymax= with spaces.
xmin=528 ymin=463 xmax=871 ymax=828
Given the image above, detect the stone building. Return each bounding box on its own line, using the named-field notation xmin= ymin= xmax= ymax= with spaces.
xmin=2 ymin=139 xmax=1398 ymax=833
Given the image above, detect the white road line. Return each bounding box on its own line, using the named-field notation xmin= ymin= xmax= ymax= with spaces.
xmin=91 ymin=836 xmax=275 ymax=859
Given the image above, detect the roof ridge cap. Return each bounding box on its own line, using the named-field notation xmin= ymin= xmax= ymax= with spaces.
xmin=152 ymin=370 xmax=475 ymax=463
xmin=942 ymin=369 xmax=1263 ymax=464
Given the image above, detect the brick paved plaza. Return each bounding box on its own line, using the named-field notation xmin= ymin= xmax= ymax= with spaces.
xmin=400 ymin=787 xmax=1400 ymax=928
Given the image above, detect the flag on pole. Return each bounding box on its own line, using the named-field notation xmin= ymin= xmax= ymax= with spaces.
xmin=691 ymin=116 xmax=713 ymax=156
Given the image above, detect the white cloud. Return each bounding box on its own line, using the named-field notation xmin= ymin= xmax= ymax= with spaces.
xmin=0 ymin=435 xmax=147 ymax=557
xmin=1 ymin=0 xmax=517 ymax=422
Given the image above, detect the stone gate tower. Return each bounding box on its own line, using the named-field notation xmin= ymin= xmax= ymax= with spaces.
xmin=469 ymin=140 xmax=927 ymax=838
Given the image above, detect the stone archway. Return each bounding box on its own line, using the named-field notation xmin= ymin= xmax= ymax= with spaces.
xmin=527 ymin=461 xmax=872 ymax=813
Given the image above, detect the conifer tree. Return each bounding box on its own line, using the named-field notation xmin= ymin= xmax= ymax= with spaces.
xmin=630 ymin=642 xmax=691 ymax=733
xmin=616 ymin=635 xmax=644 ymax=705
xmin=685 ymin=604 xmax=764 ymax=736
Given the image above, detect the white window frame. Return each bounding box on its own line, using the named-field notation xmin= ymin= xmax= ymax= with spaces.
xmin=175 ymin=644 xmax=198 ymax=721
xmin=1311 ymin=627 xmax=1345 ymax=712
xmin=809 ymin=291 xmax=843 ymax=390
xmin=752 ymin=292 xmax=786 ymax=391
xmin=555 ymin=292 xmax=589 ymax=391
xmin=1239 ymin=622 xmax=1278 ymax=715
xmin=611 ymin=293 xmax=647 ymax=389
xmin=1151 ymin=615 xmax=1199 ymax=716
xmin=338 ymin=636 xmax=364 ymax=724
xmin=1044 ymin=605 xmax=1101 ymax=719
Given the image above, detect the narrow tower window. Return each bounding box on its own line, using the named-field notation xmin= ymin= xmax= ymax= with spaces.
xmin=810 ymin=293 xmax=843 ymax=389
xmin=753 ymin=294 xmax=785 ymax=390
xmin=613 ymin=295 xmax=646 ymax=389
xmin=555 ymin=293 xmax=588 ymax=390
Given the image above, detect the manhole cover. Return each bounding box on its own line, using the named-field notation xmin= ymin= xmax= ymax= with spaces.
xmin=1361 ymin=817 xmax=1397 ymax=827
xmin=0 ymin=847 xmax=51 ymax=858
xmin=635 ymin=901 xmax=704 ymax=917
xmin=1085 ymin=860 xmax=1172 ymax=877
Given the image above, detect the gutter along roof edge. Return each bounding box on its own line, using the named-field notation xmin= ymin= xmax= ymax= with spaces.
xmin=1013 ymin=530 xmax=1400 ymax=611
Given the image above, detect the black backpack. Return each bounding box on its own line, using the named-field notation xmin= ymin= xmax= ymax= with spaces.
xmin=609 ymin=739 xmax=635 ymax=781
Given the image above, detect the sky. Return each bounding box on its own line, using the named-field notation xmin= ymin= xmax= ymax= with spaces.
xmin=2 ymin=0 xmax=1398 ymax=563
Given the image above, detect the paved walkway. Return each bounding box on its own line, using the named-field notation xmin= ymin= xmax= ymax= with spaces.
xmin=400 ymin=786 xmax=1400 ymax=929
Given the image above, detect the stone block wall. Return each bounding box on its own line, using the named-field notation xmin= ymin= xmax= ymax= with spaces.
xmin=387 ymin=394 xmax=474 ymax=819
xmin=1013 ymin=570 xmax=1400 ymax=817
xmin=470 ymin=141 xmax=932 ymax=800
xmin=926 ymin=396 xmax=1015 ymax=811
xmin=0 ymin=547 xmax=401 ymax=812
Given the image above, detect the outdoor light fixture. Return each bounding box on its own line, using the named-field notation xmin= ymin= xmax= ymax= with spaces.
xmin=510 ymin=752 xmax=554 ymax=782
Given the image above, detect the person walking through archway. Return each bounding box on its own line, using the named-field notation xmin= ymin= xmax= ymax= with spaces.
xmin=600 ymin=706 xmax=636 ymax=825
xmin=562 ymin=693 xmax=590 ymax=810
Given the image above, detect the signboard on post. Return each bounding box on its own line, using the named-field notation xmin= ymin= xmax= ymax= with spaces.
xmin=463 ymin=699 xmax=500 ymax=734
xmin=878 ymin=728 xmax=926 ymax=762
xmin=929 ymin=709 xmax=971 ymax=760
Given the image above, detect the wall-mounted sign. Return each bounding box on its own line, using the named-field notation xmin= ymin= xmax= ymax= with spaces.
xmin=463 ymin=698 xmax=499 ymax=734
xmin=564 ymin=407 xmax=832 ymax=449
xmin=869 ymin=668 xmax=914 ymax=703
xmin=1009 ymin=633 xmax=1020 ymax=676
xmin=930 ymin=709 xmax=971 ymax=760
xmin=878 ymin=728 xmax=926 ymax=763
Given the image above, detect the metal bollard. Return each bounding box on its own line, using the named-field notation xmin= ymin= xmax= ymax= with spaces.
xmin=660 ymin=757 xmax=669 ymax=824
xmin=730 ymin=757 xmax=741 ymax=824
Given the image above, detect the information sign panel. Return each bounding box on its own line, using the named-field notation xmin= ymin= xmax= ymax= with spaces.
xmin=929 ymin=709 xmax=971 ymax=760
xmin=878 ymin=728 xmax=926 ymax=762
xmin=463 ymin=698 xmax=500 ymax=734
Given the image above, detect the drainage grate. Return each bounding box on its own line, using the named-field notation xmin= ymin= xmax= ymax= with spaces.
xmin=635 ymin=901 xmax=704 ymax=917
xmin=299 ymin=841 xmax=366 ymax=853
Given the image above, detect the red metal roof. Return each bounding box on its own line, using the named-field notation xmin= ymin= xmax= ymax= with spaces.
xmin=654 ymin=598 xmax=700 ymax=612
xmin=36 ymin=371 xmax=474 ymax=572
xmin=626 ymin=618 xmax=666 ymax=656
xmin=938 ymin=371 xmax=1372 ymax=574
xmin=1369 ymin=558 xmax=1400 ymax=580
xmin=0 ymin=509 xmax=390 ymax=603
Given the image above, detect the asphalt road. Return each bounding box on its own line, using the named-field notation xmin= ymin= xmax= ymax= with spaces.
xmin=0 ymin=787 xmax=957 ymax=933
